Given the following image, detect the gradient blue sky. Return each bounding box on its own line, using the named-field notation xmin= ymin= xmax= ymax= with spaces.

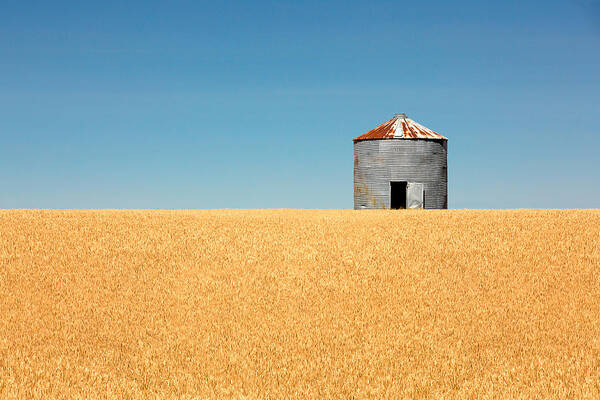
xmin=1 ymin=0 xmax=599 ymax=209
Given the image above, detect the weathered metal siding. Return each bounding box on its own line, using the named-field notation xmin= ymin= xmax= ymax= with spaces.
xmin=354 ymin=139 xmax=448 ymax=209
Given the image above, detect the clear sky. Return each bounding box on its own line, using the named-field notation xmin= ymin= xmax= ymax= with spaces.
xmin=1 ymin=0 xmax=599 ymax=209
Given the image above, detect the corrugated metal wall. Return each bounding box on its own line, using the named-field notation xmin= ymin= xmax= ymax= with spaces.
xmin=354 ymin=139 xmax=448 ymax=209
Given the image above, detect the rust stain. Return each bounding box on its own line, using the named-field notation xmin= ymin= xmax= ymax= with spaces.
xmin=354 ymin=114 xmax=446 ymax=142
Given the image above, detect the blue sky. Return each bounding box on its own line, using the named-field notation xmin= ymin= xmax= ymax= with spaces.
xmin=1 ymin=0 xmax=599 ymax=209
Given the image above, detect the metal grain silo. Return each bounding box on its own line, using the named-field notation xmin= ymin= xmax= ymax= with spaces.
xmin=353 ymin=113 xmax=448 ymax=209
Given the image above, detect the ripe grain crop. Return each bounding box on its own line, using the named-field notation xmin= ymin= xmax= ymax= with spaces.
xmin=1 ymin=209 xmax=599 ymax=399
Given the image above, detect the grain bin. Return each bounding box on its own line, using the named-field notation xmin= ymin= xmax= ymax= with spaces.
xmin=353 ymin=113 xmax=448 ymax=209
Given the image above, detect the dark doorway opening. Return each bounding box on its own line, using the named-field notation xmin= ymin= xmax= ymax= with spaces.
xmin=390 ymin=181 xmax=407 ymax=209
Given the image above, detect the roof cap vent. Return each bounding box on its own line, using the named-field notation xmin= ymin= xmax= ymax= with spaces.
xmin=394 ymin=113 xmax=408 ymax=119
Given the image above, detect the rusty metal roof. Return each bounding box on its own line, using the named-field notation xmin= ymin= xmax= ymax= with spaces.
xmin=353 ymin=113 xmax=447 ymax=142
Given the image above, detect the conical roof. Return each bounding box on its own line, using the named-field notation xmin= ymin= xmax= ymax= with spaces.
xmin=353 ymin=113 xmax=447 ymax=142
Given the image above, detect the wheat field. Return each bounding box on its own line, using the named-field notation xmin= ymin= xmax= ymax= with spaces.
xmin=1 ymin=209 xmax=599 ymax=399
